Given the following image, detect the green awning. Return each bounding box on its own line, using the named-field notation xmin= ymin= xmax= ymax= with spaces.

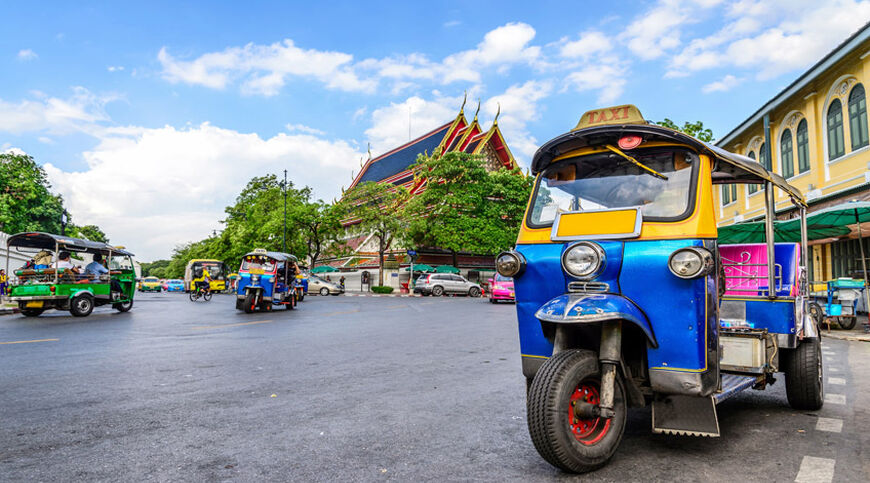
xmin=434 ymin=265 xmax=460 ymax=273
xmin=311 ymin=265 xmax=339 ymax=273
xmin=404 ymin=264 xmax=434 ymax=272
xmin=717 ymin=201 xmax=870 ymax=244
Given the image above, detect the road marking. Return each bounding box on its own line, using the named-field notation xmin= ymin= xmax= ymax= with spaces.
xmin=824 ymin=356 xmax=833 ymax=362
xmin=827 ymin=367 xmax=840 ymax=372
xmin=406 ymin=303 xmax=424 ymax=313
xmin=827 ymin=377 xmax=845 ymax=385
xmin=815 ymin=417 xmax=843 ymax=433
xmin=192 ymin=320 xmax=273 ymax=330
xmin=794 ymin=456 xmax=835 ymax=483
xmin=824 ymin=394 xmax=846 ymax=405
xmin=0 ymin=338 xmax=59 ymax=345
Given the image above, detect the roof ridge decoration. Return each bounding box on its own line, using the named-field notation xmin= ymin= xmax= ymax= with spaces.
xmin=434 ymin=98 xmax=469 ymax=157
xmin=471 ymin=121 xmax=517 ymax=169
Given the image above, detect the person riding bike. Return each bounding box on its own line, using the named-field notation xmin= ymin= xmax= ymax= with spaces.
xmin=195 ymin=269 xmax=212 ymax=296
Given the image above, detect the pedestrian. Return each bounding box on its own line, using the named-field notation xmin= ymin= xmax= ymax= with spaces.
xmin=326 ymin=275 xmax=331 ymax=282
xmin=339 ymin=275 xmax=345 ymax=290
xmin=0 ymin=269 xmax=7 ymax=297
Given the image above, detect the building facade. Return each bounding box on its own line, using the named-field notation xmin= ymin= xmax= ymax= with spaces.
xmin=717 ymin=22 xmax=870 ymax=281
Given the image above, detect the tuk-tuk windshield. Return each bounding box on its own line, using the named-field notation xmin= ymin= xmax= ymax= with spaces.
xmin=241 ymin=256 xmax=276 ymax=273
xmin=109 ymin=255 xmax=133 ymax=270
xmin=529 ymin=148 xmax=698 ymax=226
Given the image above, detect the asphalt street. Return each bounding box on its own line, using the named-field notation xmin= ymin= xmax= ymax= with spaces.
xmin=0 ymin=292 xmax=868 ymax=481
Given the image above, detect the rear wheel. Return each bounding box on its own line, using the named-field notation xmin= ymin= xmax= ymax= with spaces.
xmin=469 ymin=287 xmax=481 ymax=298
xmin=189 ymin=292 xmax=198 ymax=302
xmin=21 ymin=308 xmax=44 ymax=317
xmin=70 ymin=294 xmax=94 ymax=317
xmin=808 ymin=302 xmax=823 ymax=326
xmin=113 ymin=299 xmax=133 ymax=312
xmin=243 ymin=292 xmax=257 ymax=313
xmin=320 ymin=287 xmax=329 ymax=296
xmin=838 ymin=316 xmax=857 ymax=330
xmin=527 ymin=349 xmax=627 ymax=473
xmin=432 ymin=285 xmax=444 ymax=297
xmin=783 ymin=337 xmax=824 ymax=410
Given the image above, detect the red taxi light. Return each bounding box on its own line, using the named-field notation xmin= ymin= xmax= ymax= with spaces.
xmin=618 ymin=135 xmax=642 ymax=150
xmin=50 ymin=285 xmax=56 ymax=293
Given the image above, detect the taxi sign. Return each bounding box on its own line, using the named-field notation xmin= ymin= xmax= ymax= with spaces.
xmin=253 ymin=248 xmax=267 ymax=254
xmin=573 ymin=104 xmax=646 ymax=131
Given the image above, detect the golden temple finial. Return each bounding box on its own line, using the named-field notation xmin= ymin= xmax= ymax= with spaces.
xmin=493 ymin=102 xmax=501 ymax=125
xmin=351 ymin=170 xmax=355 ymax=180
xmin=460 ymin=91 xmax=467 ymax=114
xmin=341 ymin=185 xmax=345 ymax=194
xmin=473 ymin=99 xmax=481 ymax=122
xmin=367 ymin=142 xmax=372 ymax=160
xmin=360 ymin=156 xmax=365 ymax=168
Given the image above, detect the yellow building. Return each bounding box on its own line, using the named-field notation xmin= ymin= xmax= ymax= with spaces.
xmin=717 ymin=23 xmax=870 ymax=281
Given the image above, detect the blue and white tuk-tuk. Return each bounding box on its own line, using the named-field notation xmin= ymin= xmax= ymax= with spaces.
xmin=235 ymin=249 xmax=298 ymax=313
xmin=497 ymin=105 xmax=821 ymax=473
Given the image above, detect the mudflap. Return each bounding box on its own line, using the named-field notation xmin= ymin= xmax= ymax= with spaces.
xmin=652 ymin=394 xmax=720 ymax=437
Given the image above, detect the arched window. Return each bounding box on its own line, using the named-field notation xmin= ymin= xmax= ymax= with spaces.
xmin=849 ymin=84 xmax=868 ymax=150
xmin=796 ymin=119 xmax=810 ymax=173
xmin=828 ymin=99 xmax=845 ymax=159
xmin=748 ymin=151 xmax=758 ymax=194
xmin=780 ymin=129 xmax=794 ymax=178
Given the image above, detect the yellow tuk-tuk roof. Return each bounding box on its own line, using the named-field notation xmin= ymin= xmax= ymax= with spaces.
xmin=531 ymin=105 xmax=806 ymax=206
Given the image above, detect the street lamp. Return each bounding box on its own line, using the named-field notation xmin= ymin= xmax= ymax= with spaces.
xmin=282 ymin=169 xmax=288 ymax=253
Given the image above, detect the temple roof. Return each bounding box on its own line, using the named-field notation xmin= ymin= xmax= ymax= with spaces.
xmin=354 ymin=122 xmax=452 ymax=186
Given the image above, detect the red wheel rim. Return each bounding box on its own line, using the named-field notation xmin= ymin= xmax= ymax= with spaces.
xmin=568 ymin=381 xmax=611 ymax=445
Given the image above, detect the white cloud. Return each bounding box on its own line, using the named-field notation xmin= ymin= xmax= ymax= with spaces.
xmin=483 ymin=81 xmax=553 ymax=163
xmin=667 ymin=0 xmax=870 ymax=80
xmin=559 ymin=31 xmax=612 ymax=59
xmin=0 ymin=87 xmax=115 ymax=135
xmin=107 ymin=66 xmax=125 ymax=72
xmin=364 ymin=96 xmax=458 ymax=154
xmin=285 ymin=123 xmax=325 ymax=135
xmin=17 ymin=49 xmax=37 ymax=61
xmin=702 ymin=74 xmax=743 ymax=92
xmin=443 ymin=20 xmax=461 ymax=28
xmin=565 ymin=62 xmax=627 ymax=104
xmin=43 ymin=123 xmax=363 ymax=261
xmin=158 ymin=40 xmax=375 ymax=96
xmin=623 ymin=0 xmax=724 ymax=60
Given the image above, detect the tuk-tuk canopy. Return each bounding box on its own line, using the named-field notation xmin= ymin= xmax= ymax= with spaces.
xmin=241 ymin=249 xmax=297 ymax=263
xmin=6 ymin=232 xmax=134 ymax=256
xmin=718 ymin=200 xmax=870 ymax=244
xmin=531 ymin=105 xmax=805 ymax=206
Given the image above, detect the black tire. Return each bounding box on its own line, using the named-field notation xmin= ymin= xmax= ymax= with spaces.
xmin=469 ymin=287 xmax=481 ymax=298
xmin=320 ymin=287 xmax=329 ymax=296
xmin=203 ymin=291 xmax=212 ymax=302
xmin=296 ymin=291 xmax=304 ymax=302
xmin=70 ymin=294 xmax=94 ymax=317
xmin=21 ymin=308 xmax=44 ymax=317
xmin=243 ymin=292 xmax=257 ymax=314
xmin=189 ymin=292 xmax=197 ymax=302
xmin=783 ymin=337 xmax=824 ymax=410
xmin=235 ymin=299 xmax=244 ymax=311
xmin=838 ymin=316 xmax=857 ymax=330
xmin=808 ymin=302 xmax=823 ymax=326
xmin=432 ymin=285 xmax=444 ymax=297
xmin=489 ymin=298 xmax=496 ymax=304
xmin=527 ymin=349 xmax=627 ymax=474
xmin=113 ymin=299 xmax=133 ymax=312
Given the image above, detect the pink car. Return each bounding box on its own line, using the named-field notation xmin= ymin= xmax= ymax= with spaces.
xmin=488 ymin=274 xmax=515 ymax=303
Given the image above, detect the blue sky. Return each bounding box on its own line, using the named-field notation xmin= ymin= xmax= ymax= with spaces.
xmin=3 ymin=0 xmax=870 ymax=260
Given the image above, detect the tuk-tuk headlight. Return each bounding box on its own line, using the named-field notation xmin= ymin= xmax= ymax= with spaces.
xmin=668 ymin=247 xmax=714 ymax=279
xmin=562 ymin=242 xmax=604 ymax=279
xmin=496 ymin=250 xmax=525 ymax=278
xmin=251 ymin=275 xmax=260 ymax=284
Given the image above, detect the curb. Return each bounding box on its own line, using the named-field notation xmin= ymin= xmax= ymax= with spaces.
xmin=0 ymin=307 xmax=20 ymax=316
xmin=344 ymin=293 xmax=422 ymax=297
xmin=823 ymin=331 xmax=870 ymax=343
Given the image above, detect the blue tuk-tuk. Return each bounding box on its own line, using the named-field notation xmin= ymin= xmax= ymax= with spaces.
xmin=497 ymin=105 xmax=821 ymax=473
xmin=235 ymin=249 xmax=298 ymax=313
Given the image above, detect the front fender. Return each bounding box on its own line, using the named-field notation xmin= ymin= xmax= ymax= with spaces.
xmin=535 ymin=293 xmax=657 ymax=348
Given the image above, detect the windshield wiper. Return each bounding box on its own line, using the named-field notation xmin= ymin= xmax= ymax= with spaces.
xmin=604 ymin=145 xmax=668 ymax=180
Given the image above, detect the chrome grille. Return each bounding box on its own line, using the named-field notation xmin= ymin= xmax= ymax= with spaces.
xmin=568 ymin=281 xmax=610 ymax=293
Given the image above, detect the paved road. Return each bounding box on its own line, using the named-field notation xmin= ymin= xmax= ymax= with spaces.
xmin=0 ymin=293 xmax=868 ymax=481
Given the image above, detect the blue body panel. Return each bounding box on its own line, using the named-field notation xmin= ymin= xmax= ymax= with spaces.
xmin=515 ymin=239 xmax=715 ymax=374
xmin=536 ymin=293 xmax=655 ymax=345
xmin=237 ymin=273 xmax=276 ymax=298
xmin=723 ymin=298 xmax=796 ymax=334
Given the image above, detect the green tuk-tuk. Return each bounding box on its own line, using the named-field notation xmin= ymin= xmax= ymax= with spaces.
xmin=5 ymin=232 xmax=136 ymax=317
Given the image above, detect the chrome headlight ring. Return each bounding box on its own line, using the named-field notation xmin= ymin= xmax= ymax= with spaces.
xmin=561 ymin=242 xmax=605 ymax=279
xmin=495 ymin=250 xmax=526 ymax=278
xmin=668 ymin=247 xmax=714 ymax=279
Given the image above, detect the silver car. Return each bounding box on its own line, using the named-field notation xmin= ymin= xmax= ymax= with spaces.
xmin=414 ymin=273 xmax=482 ymax=297
xmin=307 ymin=275 xmax=344 ymax=296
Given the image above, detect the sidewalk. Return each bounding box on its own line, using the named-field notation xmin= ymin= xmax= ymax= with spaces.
xmin=0 ymin=300 xmax=19 ymax=316
xmin=822 ymin=318 xmax=870 ymax=343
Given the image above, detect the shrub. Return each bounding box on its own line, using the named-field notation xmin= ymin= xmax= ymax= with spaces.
xmin=371 ymin=286 xmax=394 ymax=294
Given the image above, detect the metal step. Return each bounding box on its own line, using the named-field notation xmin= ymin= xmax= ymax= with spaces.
xmin=714 ymin=374 xmax=757 ymax=404
xmin=652 ymin=394 xmax=720 ymax=437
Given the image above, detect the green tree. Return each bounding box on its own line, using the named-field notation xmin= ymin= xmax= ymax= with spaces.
xmin=294 ymin=200 xmax=342 ymax=266
xmin=141 ymin=259 xmax=171 ymax=277
xmin=70 ymin=224 xmax=109 ymax=243
xmin=340 ymin=181 xmax=409 ymax=285
xmin=403 ymin=151 xmax=533 ymax=262
xmin=657 ymin=118 xmax=714 ymax=142
xmin=0 ymin=153 xmax=65 ymax=234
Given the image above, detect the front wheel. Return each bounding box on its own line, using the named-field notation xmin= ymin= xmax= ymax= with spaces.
xmin=203 ymin=291 xmax=212 ymax=302
xmin=469 ymin=287 xmax=481 ymax=298
xmin=527 ymin=349 xmax=627 ymax=474
xmin=243 ymin=292 xmax=257 ymax=313
xmin=431 ymin=285 xmax=444 ymax=297
xmin=783 ymin=337 xmax=824 ymax=410
xmin=320 ymin=287 xmax=329 ymax=296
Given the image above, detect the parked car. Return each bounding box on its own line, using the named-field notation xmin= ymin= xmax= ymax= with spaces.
xmin=488 ymin=273 xmax=515 ymax=303
xmin=165 ymin=279 xmax=185 ymax=292
xmin=414 ymin=273 xmax=481 ymax=297
xmin=308 ymin=275 xmax=343 ymax=296
xmin=138 ymin=276 xmax=162 ymax=292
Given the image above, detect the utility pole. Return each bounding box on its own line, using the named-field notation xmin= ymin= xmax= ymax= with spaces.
xmin=283 ymin=169 xmax=288 ymax=253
